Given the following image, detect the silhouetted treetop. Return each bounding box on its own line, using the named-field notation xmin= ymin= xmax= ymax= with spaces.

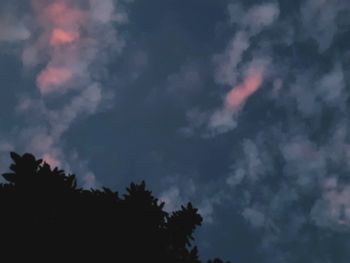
xmin=0 ymin=152 xmax=230 ymax=263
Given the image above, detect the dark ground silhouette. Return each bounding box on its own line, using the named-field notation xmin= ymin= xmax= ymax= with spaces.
xmin=0 ymin=152 xmax=230 ymax=262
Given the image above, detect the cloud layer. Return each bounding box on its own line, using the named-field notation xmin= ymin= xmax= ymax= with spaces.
xmin=179 ymin=0 xmax=350 ymax=261
xmin=0 ymin=0 xmax=350 ymax=262
xmin=0 ymin=0 xmax=129 ymax=186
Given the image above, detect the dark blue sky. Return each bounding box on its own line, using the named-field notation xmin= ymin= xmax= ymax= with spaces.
xmin=1 ymin=0 xmax=350 ymax=262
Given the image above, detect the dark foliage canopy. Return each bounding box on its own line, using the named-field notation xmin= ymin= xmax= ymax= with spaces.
xmin=0 ymin=152 xmax=230 ymax=262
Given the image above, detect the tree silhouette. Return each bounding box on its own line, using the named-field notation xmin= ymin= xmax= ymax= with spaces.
xmin=0 ymin=152 xmax=230 ymax=262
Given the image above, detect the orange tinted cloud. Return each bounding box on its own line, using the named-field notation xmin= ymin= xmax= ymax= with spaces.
xmin=42 ymin=1 xmax=85 ymax=28
xmin=15 ymin=0 xmax=121 ymax=189
xmin=37 ymin=67 xmax=73 ymax=94
xmin=225 ymin=70 xmax=263 ymax=111
xmin=50 ymin=28 xmax=79 ymax=46
xmin=30 ymin=0 xmax=86 ymax=94
xmin=208 ymin=68 xmax=264 ymax=133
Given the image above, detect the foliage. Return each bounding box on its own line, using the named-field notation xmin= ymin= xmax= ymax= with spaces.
xmin=0 ymin=152 xmax=230 ymax=262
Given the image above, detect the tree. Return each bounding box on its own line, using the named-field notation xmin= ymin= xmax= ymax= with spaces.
xmin=0 ymin=152 xmax=230 ymax=262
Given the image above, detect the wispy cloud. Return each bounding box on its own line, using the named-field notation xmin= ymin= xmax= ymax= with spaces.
xmin=0 ymin=19 xmax=30 ymax=42
xmin=184 ymin=3 xmax=279 ymax=136
xmin=180 ymin=0 xmax=350 ymax=261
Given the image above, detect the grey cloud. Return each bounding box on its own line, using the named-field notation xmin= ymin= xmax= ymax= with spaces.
xmin=214 ymin=2 xmax=279 ymax=87
xmin=0 ymin=21 xmax=30 ymax=42
xmin=166 ymin=63 xmax=202 ymax=96
xmin=311 ymin=180 xmax=350 ymax=231
xmin=242 ymin=207 xmax=266 ymax=228
xmin=240 ymin=2 xmax=280 ymax=35
xmin=289 ymin=63 xmax=347 ymax=117
xmin=213 ymin=31 xmax=250 ymax=86
xmin=300 ymin=0 xmax=350 ymax=52
xmin=159 ymin=175 xmax=197 ymax=212
xmin=143 ymin=0 xmax=350 ymax=261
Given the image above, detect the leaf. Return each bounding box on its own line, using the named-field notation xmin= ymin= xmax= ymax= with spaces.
xmin=10 ymin=152 xmax=21 ymax=163
xmin=2 ymin=173 xmax=15 ymax=183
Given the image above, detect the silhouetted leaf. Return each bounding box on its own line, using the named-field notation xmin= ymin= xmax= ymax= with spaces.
xmin=10 ymin=152 xmax=20 ymax=163
xmin=2 ymin=173 xmax=15 ymax=183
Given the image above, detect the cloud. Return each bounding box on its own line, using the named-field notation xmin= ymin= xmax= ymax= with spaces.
xmin=240 ymin=2 xmax=280 ymax=34
xmin=1 ymin=0 xmax=349 ymax=261
xmin=242 ymin=207 xmax=266 ymax=228
xmin=180 ymin=1 xmax=350 ymax=260
xmin=0 ymin=0 xmax=131 ymax=187
xmin=48 ymin=83 xmax=103 ymax=138
xmin=289 ymin=64 xmax=346 ymax=117
xmin=220 ymin=117 xmax=350 ymax=261
xmin=159 ymin=176 xmax=197 ymax=212
xmin=214 ymin=2 xmax=279 ymax=86
xmin=185 ymin=2 xmax=279 ymax=136
xmin=224 ymin=69 xmax=263 ymax=111
xmin=208 ymin=59 xmax=268 ymax=135
xmin=0 ymin=20 xmax=30 ymax=42
xmin=50 ymin=29 xmax=80 ymax=47
xmin=213 ymin=31 xmax=250 ymax=87
xmin=25 ymin=0 xmax=109 ymax=95
xmin=300 ymin=0 xmax=350 ymax=52
xmin=311 ymin=179 xmax=350 ymax=230
xmin=42 ymin=152 xmax=61 ymax=168
xmin=37 ymin=67 xmax=74 ymax=94
xmin=159 ymin=186 xmax=183 ymax=212
xmin=158 ymin=174 xmax=226 ymax=225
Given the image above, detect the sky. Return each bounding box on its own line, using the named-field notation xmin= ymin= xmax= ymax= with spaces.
xmin=0 ymin=0 xmax=350 ymax=262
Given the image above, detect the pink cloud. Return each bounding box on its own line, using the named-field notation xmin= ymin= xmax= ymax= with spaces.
xmin=29 ymin=1 xmax=87 ymax=95
xmin=42 ymin=152 xmax=61 ymax=168
xmin=34 ymin=1 xmax=85 ymax=29
xmin=50 ymin=29 xmax=79 ymax=46
xmin=11 ymin=0 xmax=128 ymax=188
xmin=37 ymin=67 xmax=73 ymax=94
xmin=208 ymin=67 xmax=265 ymax=134
xmin=224 ymin=70 xmax=263 ymax=112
